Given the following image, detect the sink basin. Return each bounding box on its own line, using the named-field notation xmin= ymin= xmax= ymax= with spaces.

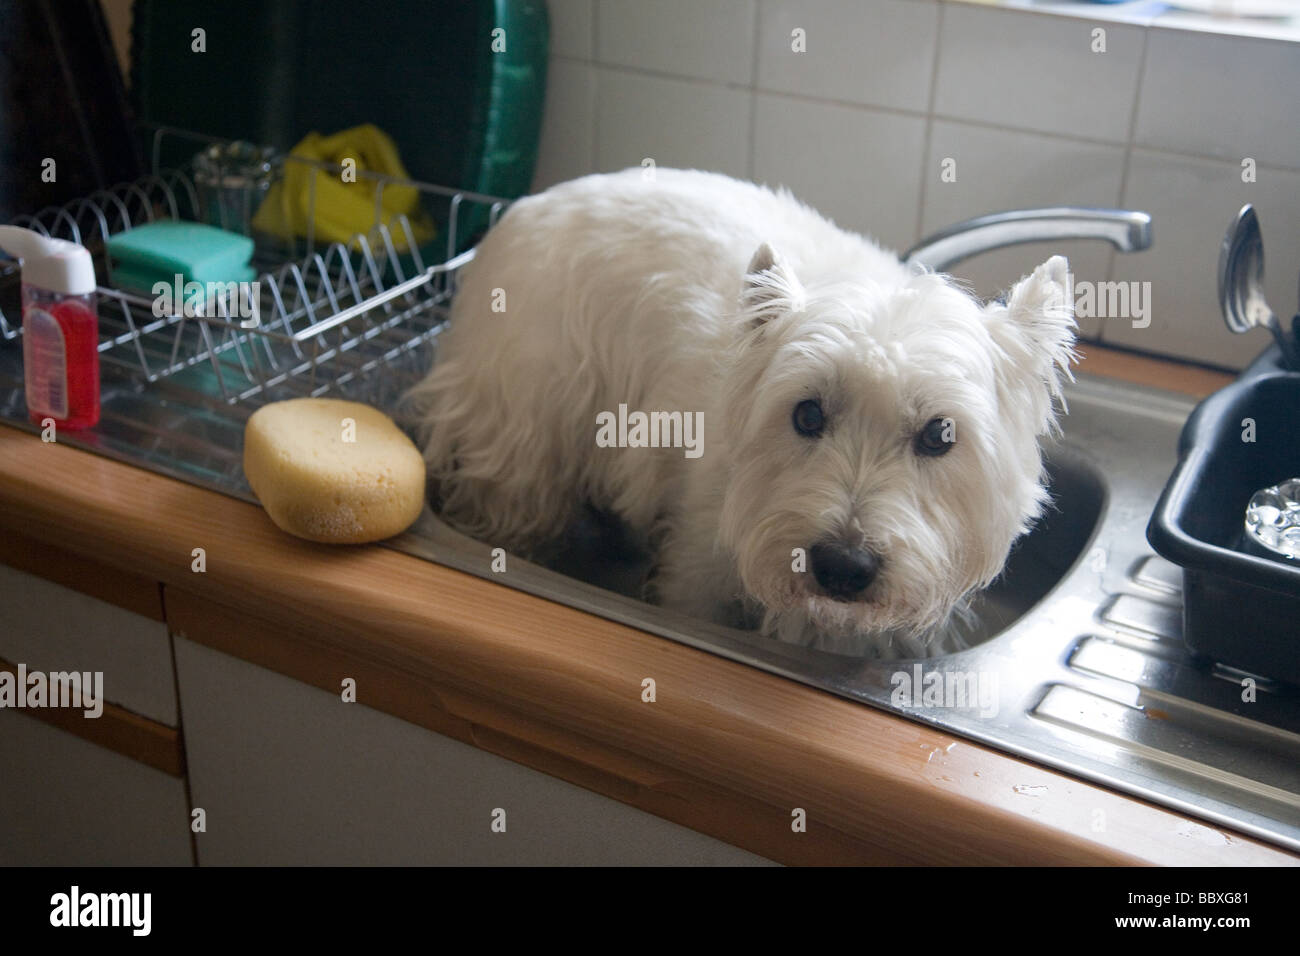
xmin=512 ymin=446 xmax=1108 ymax=656
xmin=961 ymin=450 xmax=1109 ymax=648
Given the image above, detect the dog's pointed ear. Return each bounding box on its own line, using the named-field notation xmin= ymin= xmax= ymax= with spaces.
xmin=742 ymin=243 xmax=804 ymax=329
xmin=747 ymin=242 xmax=780 ymax=277
xmin=985 ymin=255 xmax=1077 ymax=433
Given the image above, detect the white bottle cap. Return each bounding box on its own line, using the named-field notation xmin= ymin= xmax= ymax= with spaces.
xmin=0 ymin=225 xmax=96 ymax=296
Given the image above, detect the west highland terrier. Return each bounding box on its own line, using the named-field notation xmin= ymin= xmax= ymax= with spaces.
xmin=406 ymin=168 xmax=1076 ymax=657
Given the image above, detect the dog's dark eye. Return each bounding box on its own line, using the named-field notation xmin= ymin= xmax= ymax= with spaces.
xmin=792 ymin=399 xmax=824 ymax=437
xmin=915 ymin=417 xmax=955 ymax=457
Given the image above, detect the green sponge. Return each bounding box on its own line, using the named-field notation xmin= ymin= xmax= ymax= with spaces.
xmin=107 ymin=221 xmax=257 ymax=294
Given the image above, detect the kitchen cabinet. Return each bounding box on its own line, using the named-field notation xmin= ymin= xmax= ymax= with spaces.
xmin=0 ymin=534 xmax=767 ymax=865
xmin=0 ymin=709 xmax=191 ymax=865
xmin=0 ymin=539 xmax=191 ymax=865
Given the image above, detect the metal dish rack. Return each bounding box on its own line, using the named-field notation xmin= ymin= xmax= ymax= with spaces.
xmin=0 ymin=126 xmax=508 ymax=412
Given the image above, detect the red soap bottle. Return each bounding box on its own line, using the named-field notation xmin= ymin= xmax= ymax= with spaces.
xmin=0 ymin=226 xmax=99 ymax=430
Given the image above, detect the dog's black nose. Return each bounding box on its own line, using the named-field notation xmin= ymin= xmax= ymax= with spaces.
xmin=810 ymin=542 xmax=880 ymax=599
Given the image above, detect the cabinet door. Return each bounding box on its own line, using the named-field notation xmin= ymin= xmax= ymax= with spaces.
xmin=0 ymin=710 xmax=192 ymax=865
xmin=174 ymin=636 xmax=772 ymax=866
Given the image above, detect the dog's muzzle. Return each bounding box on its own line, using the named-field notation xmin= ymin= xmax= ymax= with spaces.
xmin=810 ymin=541 xmax=881 ymax=600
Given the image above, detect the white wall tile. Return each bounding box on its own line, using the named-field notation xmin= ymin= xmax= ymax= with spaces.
xmin=595 ymin=69 xmax=752 ymax=178
xmin=1103 ymin=150 xmax=1300 ymax=370
xmin=597 ymin=0 xmax=756 ymax=85
xmin=753 ymin=93 xmax=927 ymax=254
xmin=548 ymin=0 xmax=595 ymax=60
xmin=919 ymin=119 xmax=1127 ymax=329
xmin=1134 ymin=29 xmax=1300 ymax=170
xmin=533 ymin=60 xmax=597 ymax=191
xmin=934 ymin=5 xmax=1144 ymax=144
xmin=756 ymin=0 xmax=940 ymax=113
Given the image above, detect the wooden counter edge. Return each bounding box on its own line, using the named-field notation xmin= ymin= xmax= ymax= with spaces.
xmin=0 ymin=526 xmax=166 ymax=621
xmin=1 ymin=347 xmax=1289 ymax=866
xmin=1073 ymin=343 xmax=1234 ymax=398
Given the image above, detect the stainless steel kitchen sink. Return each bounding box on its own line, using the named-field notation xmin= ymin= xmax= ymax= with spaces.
xmin=3 ymin=344 xmax=1298 ymax=852
xmin=396 ymin=373 xmax=1300 ymax=854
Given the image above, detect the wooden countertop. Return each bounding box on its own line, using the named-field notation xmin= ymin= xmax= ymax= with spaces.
xmin=2 ymin=344 xmax=1294 ymax=865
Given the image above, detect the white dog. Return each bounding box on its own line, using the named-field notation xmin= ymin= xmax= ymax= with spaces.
xmin=406 ymin=168 xmax=1075 ymax=657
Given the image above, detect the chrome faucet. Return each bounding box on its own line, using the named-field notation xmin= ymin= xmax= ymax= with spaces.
xmin=903 ymin=207 xmax=1153 ymax=273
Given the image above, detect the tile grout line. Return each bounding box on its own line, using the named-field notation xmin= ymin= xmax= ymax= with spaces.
xmin=1117 ymin=24 xmax=1152 ymax=205
xmin=1101 ymin=23 xmax=1153 ymax=348
xmin=915 ymin=1 xmax=947 ymax=245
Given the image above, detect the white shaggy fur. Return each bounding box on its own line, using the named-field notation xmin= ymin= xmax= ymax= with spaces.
xmin=405 ymin=168 xmax=1076 ymax=658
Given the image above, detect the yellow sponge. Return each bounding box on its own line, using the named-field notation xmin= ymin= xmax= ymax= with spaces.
xmin=243 ymin=398 xmax=425 ymax=544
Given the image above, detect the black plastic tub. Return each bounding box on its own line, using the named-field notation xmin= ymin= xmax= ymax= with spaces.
xmin=1147 ymin=346 xmax=1300 ymax=684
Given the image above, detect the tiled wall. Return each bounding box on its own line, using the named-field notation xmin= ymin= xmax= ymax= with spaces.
xmin=536 ymin=0 xmax=1300 ymax=371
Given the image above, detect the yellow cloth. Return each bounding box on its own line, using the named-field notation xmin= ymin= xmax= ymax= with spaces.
xmin=252 ymin=124 xmax=435 ymax=251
